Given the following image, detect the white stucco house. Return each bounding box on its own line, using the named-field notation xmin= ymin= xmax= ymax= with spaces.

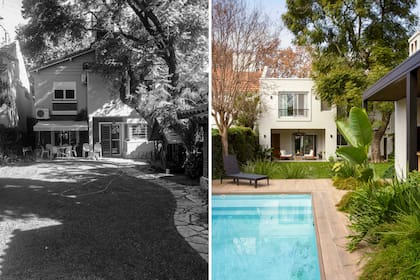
xmin=258 ymin=68 xmax=337 ymax=160
xmin=363 ymin=31 xmax=420 ymax=179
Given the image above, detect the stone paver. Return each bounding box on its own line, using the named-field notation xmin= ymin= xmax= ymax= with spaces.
xmin=120 ymin=164 xmax=208 ymax=262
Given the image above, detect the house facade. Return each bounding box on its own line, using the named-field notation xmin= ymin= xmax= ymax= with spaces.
xmin=258 ymin=69 xmax=337 ymax=160
xmin=0 ymin=41 xmax=33 ymax=134
xmin=31 ymin=49 xmax=153 ymax=158
xmin=363 ymin=31 xmax=420 ymax=179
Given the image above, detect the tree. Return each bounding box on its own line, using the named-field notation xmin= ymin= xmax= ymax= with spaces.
xmin=212 ymin=0 xmax=279 ymax=156
xmin=263 ymin=46 xmax=312 ymax=78
xmin=283 ymin=0 xmax=417 ymax=162
xmin=18 ymin=0 xmax=208 ymax=152
xmin=234 ymin=91 xmax=261 ymax=129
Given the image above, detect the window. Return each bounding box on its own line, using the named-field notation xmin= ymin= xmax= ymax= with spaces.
xmin=54 ymin=89 xmax=75 ymax=100
xmin=53 ymin=82 xmax=76 ymax=100
xmin=129 ymin=123 xmax=147 ymax=139
xmin=321 ymin=100 xmax=331 ymax=111
xmin=278 ymin=92 xmax=308 ymax=118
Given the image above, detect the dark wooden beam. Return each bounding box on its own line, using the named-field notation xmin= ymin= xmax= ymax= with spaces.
xmin=406 ymin=71 xmax=418 ymax=172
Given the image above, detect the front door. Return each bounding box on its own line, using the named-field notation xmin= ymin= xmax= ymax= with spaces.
xmin=100 ymin=123 xmax=121 ymax=157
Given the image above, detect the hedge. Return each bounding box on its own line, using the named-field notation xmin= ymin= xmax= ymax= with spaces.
xmin=212 ymin=127 xmax=260 ymax=179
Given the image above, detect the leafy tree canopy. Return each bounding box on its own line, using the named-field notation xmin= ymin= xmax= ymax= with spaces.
xmin=283 ymin=0 xmax=418 ymax=162
xmin=18 ymin=0 xmax=208 ymax=127
xmin=283 ymin=0 xmax=417 ymax=106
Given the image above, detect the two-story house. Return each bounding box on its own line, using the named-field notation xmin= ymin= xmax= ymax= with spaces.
xmin=258 ymin=67 xmax=337 ymax=160
xmin=31 ymin=48 xmax=152 ymax=158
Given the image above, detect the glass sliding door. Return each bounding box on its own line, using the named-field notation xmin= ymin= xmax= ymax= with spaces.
xmin=293 ymin=134 xmax=316 ymax=155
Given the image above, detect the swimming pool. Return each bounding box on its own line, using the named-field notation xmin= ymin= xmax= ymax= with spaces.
xmin=212 ymin=194 xmax=321 ymax=280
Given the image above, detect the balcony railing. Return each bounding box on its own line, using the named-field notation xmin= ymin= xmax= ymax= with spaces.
xmin=278 ymin=108 xmax=309 ymax=118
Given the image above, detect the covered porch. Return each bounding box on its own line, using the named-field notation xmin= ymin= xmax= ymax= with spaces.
xmin=33 ymin=120 xmax=89 ymax=157
xmin=270 ymin=129 xmax=327 ymax=160
xmin=363 ymin=50 xmax=420 ymax=178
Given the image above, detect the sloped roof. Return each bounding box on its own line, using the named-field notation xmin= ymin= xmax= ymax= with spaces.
xmin=31 ymin=48 xmax=94 ymax=72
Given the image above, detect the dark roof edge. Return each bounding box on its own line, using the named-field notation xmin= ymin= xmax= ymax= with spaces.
xmin=30 ymin=48 xmax=94 ymax=73
xmin=363 ymin=50 xmax=420 ymax=101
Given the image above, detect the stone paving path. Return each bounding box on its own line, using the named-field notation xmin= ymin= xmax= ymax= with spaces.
xmin=121 ymin=166 xmax=209 ymax=262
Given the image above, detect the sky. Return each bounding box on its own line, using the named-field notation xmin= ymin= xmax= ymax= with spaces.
xmin=1 ymin=0 xmax=420 ymax=48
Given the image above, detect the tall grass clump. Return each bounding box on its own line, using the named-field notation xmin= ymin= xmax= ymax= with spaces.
xmin=346 ymin=172 xmax=420 ymax=251
xmin=279 ymin=163 xmax=310 ymax=179
xmin=242 ymin=159 xmax=281 ymax=178
xmin=360 ymin=209 xmax=420 ymax=279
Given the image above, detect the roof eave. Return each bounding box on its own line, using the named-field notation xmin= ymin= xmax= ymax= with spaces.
xmin=363 ymin=50 xmax=420 ymax=101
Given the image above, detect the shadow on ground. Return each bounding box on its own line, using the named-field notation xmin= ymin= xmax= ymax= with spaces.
xmin=0 ymin=161 xmax=207 ymax=280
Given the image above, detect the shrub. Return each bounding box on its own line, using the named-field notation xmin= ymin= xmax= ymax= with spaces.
xmin=360 ymin=214 xmax=420 ymax=280
xmin=333 ymin=177 xmax=360 ymax=190
xmin=242 ymin=160 xmax=281 ymax=178
xmin=332 ymin=161 xmax=357 ymax=179
xmin=345 ymin=172 xmax=420 ymax=251
xmin=336 ymin=191 xmax=354 ymax=212
xmin=212 ymin=127 xmax=260 ymax=178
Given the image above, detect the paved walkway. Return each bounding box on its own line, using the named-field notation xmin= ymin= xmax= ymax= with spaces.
xmin=118 ymin=162 xmax=208 ymax=262
xmin=213 ymin=178 xmax=364 ymax=280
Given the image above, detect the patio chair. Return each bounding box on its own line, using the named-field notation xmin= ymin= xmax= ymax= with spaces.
xmin=40 ymin=145 xmax=50 ymax=159
xmin=221 ymin=155 xmax=269 ymax=188
xmin=49 ymin=146 xmax=59 ymax=159
xmin=279 ymin=150 xmax=293 ymax=160
xmin=303 ymin=149 xmax=317 ymax=160
xmin=71 ymin=145 xmax=78 ymax=157
xmin=93 ymin=142 xmax=102 ymax=159
xmin=22 ymin=146 xmax=32 ymax=157
xmin=82 ymin=143 xmax=92 ymax=158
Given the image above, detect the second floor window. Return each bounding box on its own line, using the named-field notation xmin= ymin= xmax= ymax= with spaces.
xmin=53 ymin=82 xmax=76 ymax=101
xmin=278 ymin=92 xmax=308 ymax=118
xmin=54 ymin=89 xmax=75 ymax=100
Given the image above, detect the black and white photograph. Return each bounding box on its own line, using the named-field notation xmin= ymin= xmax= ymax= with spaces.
xmin=0 ymin=0 xmax=208 ymax=279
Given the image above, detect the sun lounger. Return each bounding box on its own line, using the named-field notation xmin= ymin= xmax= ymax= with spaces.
xmin=221 ymin=155 xmax=269 ymax=188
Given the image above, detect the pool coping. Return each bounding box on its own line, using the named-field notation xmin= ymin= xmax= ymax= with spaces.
xmin=212 ymin=179 xmax=363 ymax=280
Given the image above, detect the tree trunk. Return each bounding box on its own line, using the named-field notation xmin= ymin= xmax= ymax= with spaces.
xmin=221 ymin=126 xmax=229 ymax=157
xmin=371 ymin=110 xmax=392 ymax=163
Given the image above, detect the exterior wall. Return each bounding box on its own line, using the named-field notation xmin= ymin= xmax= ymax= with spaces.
xmin=258 ymin=77 xmax=337 ymax=159
xmin=33 ymin=52 xmax=152 ymax=159
xmin=395 ymin=99 xmax=407 ymax=179
xmin=32 ymin=52 xmax=93 ymax=119
xmin=87 ymin=72 xmax=151 ymax=158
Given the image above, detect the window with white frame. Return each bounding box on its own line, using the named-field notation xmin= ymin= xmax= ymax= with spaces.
xmin=129 ymin=122 xmax=147 ymax=140
xmin=278 ymin=92 xmax=308 ymax=118
xmin=53 ymin=82 xmax=76 ymax=100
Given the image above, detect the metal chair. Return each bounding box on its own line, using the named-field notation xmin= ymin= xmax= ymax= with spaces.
xmin=82 ymin=143 xmax=92 ymax=158
xmin=93 ymin=142 xmax=102 ymax=159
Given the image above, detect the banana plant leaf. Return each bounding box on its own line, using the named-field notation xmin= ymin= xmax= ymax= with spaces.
xmin=337 ymin=107 xmax=372 ymax=148
xmin=336 ymin=146 xmax=367 ymax=165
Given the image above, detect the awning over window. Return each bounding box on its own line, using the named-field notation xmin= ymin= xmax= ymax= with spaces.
xmin=33 ymin=120 xmax=88 ymax=131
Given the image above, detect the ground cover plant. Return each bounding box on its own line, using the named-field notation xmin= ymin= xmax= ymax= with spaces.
xmin=343 ymin=172 xmax=420 ymax=279
xmin=0 ymin=162 xmax=207 ymax=280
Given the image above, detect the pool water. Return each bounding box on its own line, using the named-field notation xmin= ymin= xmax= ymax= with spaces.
xmin=212 ymin=194 xmax=321 ymax=280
